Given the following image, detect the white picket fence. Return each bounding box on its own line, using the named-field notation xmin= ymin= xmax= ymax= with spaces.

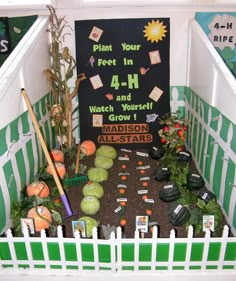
xmin=183 ymin=89 xmax=236 ymax=237
xmin=185 ymin=19 xmax=236 ymax=236
xmin=0 ymin=224 xmax=235 ymax=275
xmin=0 ymin=101 xmax=53 ymax=233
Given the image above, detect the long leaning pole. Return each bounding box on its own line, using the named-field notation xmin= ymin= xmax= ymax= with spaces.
xmin=21 ymin=88 xmax=72 ymax=216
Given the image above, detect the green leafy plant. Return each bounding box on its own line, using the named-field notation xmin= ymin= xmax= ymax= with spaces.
xmin=196 ymin=198 xmax=223 ymax=234
xmin=168 ymin=162 xmax=196 ymax=207
xmin=11 ymin=196 xmax=34 ymax=236
xmin=11 ymin=182 xmax=63 ymax=236
xmin=158 ymin=112 xmax=195 ymax=206
xmin=158 ymin=112 xmax=225 ymax=236
xmin=186 ymin=207 xmax=203 ymax=234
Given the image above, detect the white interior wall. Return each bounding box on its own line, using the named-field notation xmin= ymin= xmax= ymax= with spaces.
xmin=1 ymin=3 xmax=236 ymax=88
xmin=187 ymin=19 xmax=236 ymax=124
xmin=0 ymin=16 xmax=50 ymax=129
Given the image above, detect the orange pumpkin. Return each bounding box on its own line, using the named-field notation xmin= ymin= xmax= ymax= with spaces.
xmin=27 ymin=181 xmax=50 ymax=198
xmin=50 ymin=149 xmax=64 ymax=163
xmin=27 ymin=206 xmax=52 ymax=232
xmin=80 ymin=140 xmax=96 ymax=156
xmin=46 ymin=162 xmax=66 ymax=179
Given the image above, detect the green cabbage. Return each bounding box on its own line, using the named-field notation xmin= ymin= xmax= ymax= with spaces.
xmin=88 ymin=167 xmax=108 ymax=182
xmin=78 ymin=216 xmax=98 ymax=238
xmin=94 ymin=155 xmax=114 ymax=170
xmin=82 ymin=182 xmax=104 ymax=199
xmin=80 ymin=196 xmax=100 ymax=215
xmin=96 ymin=145 xmax=117 ymax=159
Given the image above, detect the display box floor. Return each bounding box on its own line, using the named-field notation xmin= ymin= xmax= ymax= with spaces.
xmin=54 ymin=147 xmax=230 ymax=239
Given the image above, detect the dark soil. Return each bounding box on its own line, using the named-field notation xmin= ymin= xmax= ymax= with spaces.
xmin=59 ymin=147 xmax=229 ymax=239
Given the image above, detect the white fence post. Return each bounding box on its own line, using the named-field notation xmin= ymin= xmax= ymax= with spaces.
xmin=151 ymin=225 xmax=158 ymax=272
xmin=92 ymin=226 xmax=99 ymax=273
xmin=41 ymin=229 xmax=50 ymax=271
xmin=134 ymin=229 xmax=140 ymax=272
xmin=75 ymin=229 xmax=83 ymax=273
xmin=110 ymin=231 xmax=117 ymax=273
xmin=185 ymin=225 xmax=194 ymax=271
xmin=20 ymin=114 xmax=38 ymax=178
xmin=0 ymin=127 xmax=11 ymax=232
xmin=195 ymin=96 xmax=201 ymax=161
xmin=18 ymin=117 xmax=31 ymax=185
xmin=57 ymin=225 xmax=67 ymax=271
xmin=202 ymin=107 xmax=212 ymax=177
xmin=209 ymin=115 xmax=222 ymax=192
xmin=28 ymin=111 xmax=44 ymax=169
xmin=218 ymin=225 xmax=229 ymax=271
xmin=22 ymin=225 xmax=34 ymax=270
xmin=116 ymin=226 xmax=122 ymax=273
xmin=189 ymin=92 xmax=195 ymax=152
xmin=168 ymin=229 xmax=175 ymax=271
xmin=198 ymin=100 xmax=205 ymax=169
xmin=6 ymin=229 xmax=18 ymax=270
xmin=219 ymin=123 xmax=233 ymax=204
xmin=201 ymin=229 xmax=211 ymax=272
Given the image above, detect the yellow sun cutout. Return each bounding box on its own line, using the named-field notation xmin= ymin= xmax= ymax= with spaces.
xmin=143 ymin=20 xmax=167 ymax=43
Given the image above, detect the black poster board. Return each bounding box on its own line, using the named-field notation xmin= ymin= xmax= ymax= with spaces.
xmin=75 ymin=18 xmax=170 ymax=148
xmin=0 ymin=17 xmax=11 ymax=54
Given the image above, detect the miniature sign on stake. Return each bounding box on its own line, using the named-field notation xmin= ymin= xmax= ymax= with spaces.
xmin=203 ymin=215 xmax=215 ymax=232
xmin=21 ymin=218 xmax=35 ymax=234
xmin=72 ymin=220 xmax=87 ymax=237
xmin=135 ymin=215 xmax=149 ymax=234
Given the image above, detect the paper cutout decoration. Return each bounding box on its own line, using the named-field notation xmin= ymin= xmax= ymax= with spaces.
xmin=89 ymin=26 xmax=103 ymax=42
xmin=88 ymin=55 xmax=95 ymax=67
xmin=149 ymin=50 xmax=161 ymax=64
xmin=93 ymin=114 xmax=103 ymax=127
xmin=143 ymin=20 xmax=167 ymax=43
xmin=140 ymin=67 xmax=150 ymax=75
xmin=90 ymin=74 xmax=103 ymax=90
xmin=146 ymin=113 xmax=159 ymax=123
xmin=149 ymin=86 xmax=164 ymax=102
xmin=105 ymin=93 xmax=113 ymax=100
xmin=13 ymin=26 xmax=21 ymax=34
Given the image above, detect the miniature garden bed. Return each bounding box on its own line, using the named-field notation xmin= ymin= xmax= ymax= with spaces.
xmin=56 ymin=145 xmax=229 ymax=239
xmin=10 ymin=111 xmax=231 ymax=239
